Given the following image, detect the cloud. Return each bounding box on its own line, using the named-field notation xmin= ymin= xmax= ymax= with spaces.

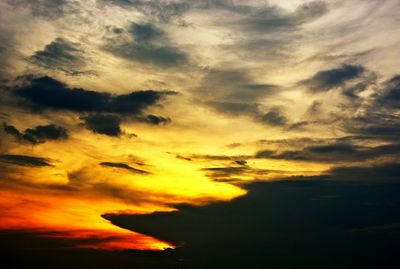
xmin=105 ymin=171 xmax=400 ymax=268
xmin=99 ymin=162 xmax=150 ymax=174
xmin=241 ymin=1 xmax=328 ymax=32
xmin=28 ymin=38 xmax=89 ymax=76
xmin=256 ymin=142 xmax=400 ymax=163
xmin=330 ymin=162 xmax=400 ymax=181
xmin=0 ymin=154 xmax=53 ymax=167
xmin=82 ymin=114 xmax=122 ymax=137
xmin=376 ymin=75 xmax=400 ymax=109
xmin=142 ymin=114 xmax=171 ymax=125
xmin=105 ymin=22 xmax=187 ymax=66
xmin=99 ymin=0 xmax=191 ymax=24
xmin=8 ymin=0 xmax=68 ymax=18
xmin=200 ymin=69 xmax=278 ymax=103
xmin=3 ymin=122 xmax=68 ymax=144
xmin=300 ymin=64 xmax=364 ymax=92
xmin=101 ymin=0 xmax=328 ymax=31
xmin=259 ymin=109 xmax=288 ymax=126
xmin=199 ymin=69 xmax=285 ymax=126
xmin=11 ymin=75 xmax=175 ymax=114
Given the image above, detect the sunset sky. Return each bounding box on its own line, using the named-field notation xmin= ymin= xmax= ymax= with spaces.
xmin=0 ymin=0 xmax=400 ymax=268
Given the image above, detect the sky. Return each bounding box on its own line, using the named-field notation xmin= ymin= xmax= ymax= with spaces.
xmin=0 ymin=0 xmax=400 ymax=268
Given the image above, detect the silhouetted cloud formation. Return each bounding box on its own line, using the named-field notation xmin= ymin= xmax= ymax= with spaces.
xmin=0 ymin=154 xmax=53 ymax=167
xmin=106 ymin=165 xmax=400 ymax=268
xmin=82 ymin=114 xmax=122 ymax=136
xmin=3 ymin=122 xmax=68 ymax=144
xmin=256 ymin=142 xmax=400 ymax=162
xmin=11 ymin=75 xmax=175 ymax=114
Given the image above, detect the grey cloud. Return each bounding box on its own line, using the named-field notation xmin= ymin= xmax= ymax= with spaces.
xmin=376 ymin=75 xmax=400 ymax=109
xmin=200 ymin=70 xmax=278 ymax=103
xmin=105 ymin=22 xmax=187 ymax=67
xmin=241 ymin=1 xmax=328 ymax=32
xmin=28 ymin=38 xmax=89 ymax=76
xmin=259 ymin=109 xmax=288 ymax=126
xmin=300 ymin=64 xmax=364 ymax=92
xmin=8 ymin=0 xmax=68 ymax=18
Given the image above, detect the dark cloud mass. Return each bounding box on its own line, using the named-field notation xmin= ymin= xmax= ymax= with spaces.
xmin=11 ymin=75 xmax=174 ymax=114
xmin=3 ymin=122 xmax=68 ymax=144
xmin=0 ymin=154 xmax=53 ymax=167
xmin=82 ymin=114 xmax=122 ymax=136
xmin=300 ymin=64 xmax=364 ymax=92
xmin=106 ymin=22 xmax=187 ymax=66
xmin=28 ymin=38 xmax=87 ymax=75
xmin=106 ymin=169 xmax=400 ymax=268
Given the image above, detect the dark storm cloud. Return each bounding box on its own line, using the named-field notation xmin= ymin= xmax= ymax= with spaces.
xmin=0 ymin=154 xmax=53 ymax=167
xmin=3 ymin=122 xmax=68 ymax=144
xmin=82 ymin=114 xmax=121 ymax=136
xmin=28 ymin=38 xmax=88 ymax=76
xmin=106 ymin=169 xmax=400 ymax=268
xmin=105 ymin=22 xmax=187 ymax=66
xmin=11 ymin=75 xmax=175 ymax=114
xmin=300 ymin=64 xmax=364 ymax=92
xmin=256 ymin=142 xmax=400 ymax=163
xmin=99 ymin=162 xmax=150 ymax=174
